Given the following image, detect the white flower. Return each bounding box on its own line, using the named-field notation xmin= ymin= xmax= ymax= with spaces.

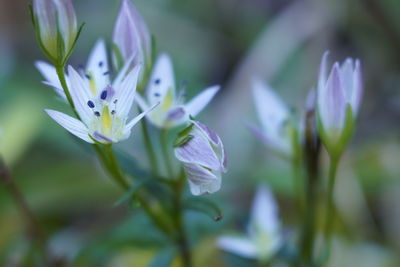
xmin=249 ymin=78 xmax=298 ymax=159
xmin=174 ymin=120 xmax=227 ymax=195
xmin=135 ymin=53 xmax=220 ymax=129
xmin=45 ymin=65 xmax=157 ymax=144
xmin=217 ymin=185 xmax=282 ymax=262
xmin=36 ymin=39 xmax=133 ymax=101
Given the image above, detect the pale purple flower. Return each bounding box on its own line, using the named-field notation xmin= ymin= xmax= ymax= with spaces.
xmin=174 ymin=121 xmax=227 ymax=195
xmin=113 ymin=0 xmax=151 ymax=68
xmin=317 ymin=51 xmax=363 ymax=145
xmin=45 ymin=65 xmax=158 ymax=144
xmin=136 ymin=54 xmax=220 ymax=129
xmin=250 ymin=78 xmax=298 ymax=159
xmin=32 ymin=0 xmax=77 ymax=61
xmin=217 ymin=185 xmax=282 ymax=262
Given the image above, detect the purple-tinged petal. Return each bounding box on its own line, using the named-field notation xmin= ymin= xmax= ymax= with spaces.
xmin=45 ymin=109 xmax=93 ymax=143
xmin=167 ymin=107 xmax=185 ymax=121
xmin=174 ymin=127 xmax=221 ymax=170
xmin=318 ymin=63 xmax=346 ymax=131
xmin=183 ymin=163 xmax=221 ymax=195
xmin=53 ymin=0 xmax=77 ymax=49
xmin=184 ymin=85 xmax=219 ymax=118
xmin=318 ymin=51 xmax=329 ymax=91
xmin=192 ymin=120 xmax=219 ymax=145
xmin=92 ymin=132 xmax=114 ymax=144
xmin=351 ymin=59 xmax=363 ymax=116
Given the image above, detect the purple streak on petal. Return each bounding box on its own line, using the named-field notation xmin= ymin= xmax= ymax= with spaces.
xmin=93 ymin=132 xmax=114 ymax=143
xmin=183 ymin=163 xmax=221 ymax=195
xmin=174 ymin=128 xmax=221 ymax=170
xmin=193 ymin=120 xmax=219 ymax=145
xmin=167 ymin=107 xmax=185 ymax=121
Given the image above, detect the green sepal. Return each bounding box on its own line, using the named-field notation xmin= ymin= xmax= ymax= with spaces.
xmin=61 ymin=23 xmax=85 ymax=66
xmin=174 ymin=123 xmax=195 ymax=147
xmin=317 ymin=104 xmax=355 ymax=160
xmin=184 ymin=197 xmax=223 ymax=221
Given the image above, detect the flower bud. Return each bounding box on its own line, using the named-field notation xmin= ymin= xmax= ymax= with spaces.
xmin=317 ymin=52 xmax=363 ymax=157
xmin=32 ymin=0 xmax=78 ymax=63
xmin=174 ymin=121 xmax=227 ymax=196
xmin=113 ymin=0 xmax=151 ymax=70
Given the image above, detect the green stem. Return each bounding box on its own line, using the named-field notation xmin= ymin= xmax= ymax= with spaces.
xmin=140 ymin=112 xmax=159 ymax=176
xmin=323 ymin=158 xmax=339 ymax=261
xmin=55 ymin=65 xmax=77 ymax=117
xmin=0 ymin=161 xmax=48 ymax=263
xmin=160 ymin=129 xmax=174 ymax=178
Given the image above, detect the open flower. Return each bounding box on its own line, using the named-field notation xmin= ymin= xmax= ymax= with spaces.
xmin=217 ymin=185 xmax=282 ymax=263
xmin=174 ymin=120 xmax=226 ymax=195
xmin=32 ymin=0 xmax=78 ymax=63
xmin=317 ymin=52 xmax=363 ymax=156
xmin=113 ymin=0 xmax=151 ymax=69
xmin=45 ymin=65 xmax=157 ymax=144
xmin=36 ymin=39 xmax=133 ymax=101
xmin=136 ymin=54 xmax=220 ymax=129
xmin=249 ymin=78 xmax=299 ymax=159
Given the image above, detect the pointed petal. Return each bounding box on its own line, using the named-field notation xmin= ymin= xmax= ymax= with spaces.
xmin=146 ymin=53 xmax=175 ymax=106
xmin=67 ymin=65 xmax=94 ymax=124
xmin=351 ymin=59 xmax=363 ymax=115
xmin=86 ymin=39 xmax=110 ymax=92
xmin=53 ymin=0 xmax=77 ymax=49
xmin=184 ymin=85 xmax=219 ymax=117
xmin=115 ymin=65 xmax=140 ymax=118
xmin=125 ymin=102 xmax=159 ymax=134
xmin=252 ymin=79 xmax=289 ymax=141
xmin=183 ymin=163 xmax=221 ymax=195
xmin=318 ymin=63 xmax=347 ymax=131
xmin=35 ymin=61 xmax=63 ymax=90
xmin=249 ymin=185 xmax=280 ymax=236
xmin=45 ymin=109 xmax=93 ymax=143
xmin=217 ymin=236 xmax=257 ymax=259
xmin=113 ymin=55 xmax=134 ymax=89
xmin=318 ymin=51 xmax=329 ymax=91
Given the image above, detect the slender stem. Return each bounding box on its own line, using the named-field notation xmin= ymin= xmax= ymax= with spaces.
xmin=173 ymin=175 xmax=192 ymax=267
xmin=323 ymin=158 xmax=339 ymax=261
xmin=0 ymin=161 xmax=47 ymax=262
xmin=140 ymin=113 xmax=159 ymax=176
xmin=55 ymin=65 xmax=77 ymax=116
xmin=160 ymin=129 xmax=174 ymax=178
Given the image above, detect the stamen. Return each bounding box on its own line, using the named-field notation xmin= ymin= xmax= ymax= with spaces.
xmin=113 ymin=99 xmax=118 ymax=104
xmin=155 ymin=78 xmax=161 ymax=85
xmin=111 ymin=110 xmax=116 ymax=115
xmin=100 ymin=90 xmax=107 ymax=100
xmin=98 ymin=61 xmax=103 ymax=67
xmin=94 ymin=111 xmax=101 ymax=117
xmin=85 ymin=74 xmax=91 ymax=80
xmin=87 ymin=100 xmax=95 ymax=108
xmin=103 ymin=71 xmax=110 ymax=76
xmin=154 ymin=92 xmax=161 ymax=97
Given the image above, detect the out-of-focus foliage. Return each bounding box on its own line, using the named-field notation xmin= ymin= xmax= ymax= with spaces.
xmin=1 ymin=0 xmax=400 ymax=266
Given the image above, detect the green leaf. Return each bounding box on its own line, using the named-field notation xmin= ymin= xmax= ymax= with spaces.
xmin=113 ymin=179 xmax=149 ymax=207
xmin=147 ymin=247 xmax=176 ymax=267
xmin=184 ymin=197 xmax=223 ymax=221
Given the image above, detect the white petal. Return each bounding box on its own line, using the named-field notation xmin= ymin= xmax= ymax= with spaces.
xmin=45 ymin=109 xmax=93 ymax=143
xmin=252 ymin=78 xmax=289 ymax=143
xmin=86 ymin=39 xmax=110 ymax=92
xmin=67 ymin=65 xmax=94 ymax=125
xmin=113 ymin=55 xmax=134 ymax=89
xmin=217 ymin=236 xmax=257 ymax=259
xmin=318 ymin=51 xmax=329 ymax=91
xmin=124 ymin=102 xmax=159 ymax=134
xmin=183 ymin=163 xmax=221 ymax=195
xmin=146 ymin=53 xmax=175 ymax=105
xmin=249 ymin=185 xmax=280 ymax=236
xmin=115 ymin=65 xmax=140 ymax=118
xmin=351 ymin=59 xmax=363 ymax=115
xmin=184 ymin=85 xmax=219 ymax=117
xmin=35 ymin=61 xmax=64 ymax=93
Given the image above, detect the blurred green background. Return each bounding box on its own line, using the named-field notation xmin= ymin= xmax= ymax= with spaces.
xmin=1 ymin=0 xmax=400 ymax=266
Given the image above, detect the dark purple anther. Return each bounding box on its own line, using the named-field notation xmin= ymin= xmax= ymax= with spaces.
xmin=103 ymin=71 xmax=110 ymax=76
xmin=94 ymin=111 xmax=101 ymax=117
xmin=87 ymin=100 xmax=95 ymax=108
xmin=100 ymin=90 xmax=107 ymax=100
xmin=85 ymin=74 xmax=91 ymax=80
xmin=154 ymin=92 xmax=161 ymax=97
xmin=155 ymin=78 xmax=161 ymax=85
xmin=98 ymin=61 xmax=103 ymax=67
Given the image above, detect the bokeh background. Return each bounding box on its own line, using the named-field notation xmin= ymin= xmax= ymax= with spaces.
xmin=1 ymin=0 xmax=400 ymax=266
